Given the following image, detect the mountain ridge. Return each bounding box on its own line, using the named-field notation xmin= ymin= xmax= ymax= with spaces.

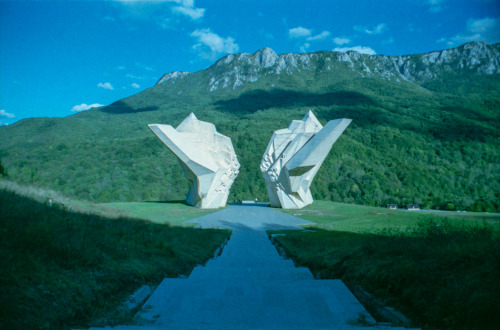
xmin=0 ymin=42 xmax=499 ymax=211
xmin=156 ymin=42 xmax=500 ymax=92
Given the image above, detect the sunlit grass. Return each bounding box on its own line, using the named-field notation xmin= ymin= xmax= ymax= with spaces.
xmin=281 ymin=200 xmax=500 ymax=233
xmin=99 ymin=201 xmax=218 ymax=226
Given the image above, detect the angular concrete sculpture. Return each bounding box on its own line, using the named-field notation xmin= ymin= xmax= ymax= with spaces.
xmin=260 ymin=111 xmax=351 ymax=209
xmin=148 ymin=113 xmax=240 ymax=209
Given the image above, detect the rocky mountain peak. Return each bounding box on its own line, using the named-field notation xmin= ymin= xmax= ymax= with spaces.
xmin=256 ymin=47 xmax=279 ymax=68
xmin=156 ymin=71 xmax=191 ymax=86
xmin=155 ymin=42 xmax=500 ymax=92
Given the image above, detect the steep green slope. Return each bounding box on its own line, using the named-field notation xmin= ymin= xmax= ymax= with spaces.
xmin=1 ymin=42 xmax=499 ymax=211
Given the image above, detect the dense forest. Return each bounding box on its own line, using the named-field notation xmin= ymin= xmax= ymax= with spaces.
xmin=1 ymin=43 xmax=499 ymax=211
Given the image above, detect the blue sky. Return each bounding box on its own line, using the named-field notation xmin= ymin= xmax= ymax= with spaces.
xmin=1 ymin=0 xmax=499 ymax=125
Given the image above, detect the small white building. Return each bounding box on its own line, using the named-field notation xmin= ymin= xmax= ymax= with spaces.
xmin=407 ymin=204 xmax=421 ymax=211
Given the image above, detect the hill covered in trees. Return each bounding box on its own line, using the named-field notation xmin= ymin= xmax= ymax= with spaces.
xmin=1 ymin=42 xmax=499 ymax=211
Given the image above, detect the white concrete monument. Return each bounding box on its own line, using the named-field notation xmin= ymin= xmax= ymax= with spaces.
xmin=260 ymin=111 xmax=351 ymax=209
xmin=149 ymin=113 xmax=240 ymax=209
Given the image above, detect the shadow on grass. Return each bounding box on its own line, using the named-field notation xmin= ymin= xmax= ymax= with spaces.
xmin=271 ymin=220 xmax=500 ymax=330
xmin=0 ymin=189 xmax=230 ymax=329
xmin=145 ymin=200 xmax=189 ymax=205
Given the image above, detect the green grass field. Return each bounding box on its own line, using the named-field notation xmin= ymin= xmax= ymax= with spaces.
xmin=273 ymin=201 xmax=500 ymax=329
xmin=281 ymin=200 xmax=500 ymax=232
xmin=98 ymin=201 xmax=217 ymax=226
xmin=0 ymin=181 xmax=230 ymax=330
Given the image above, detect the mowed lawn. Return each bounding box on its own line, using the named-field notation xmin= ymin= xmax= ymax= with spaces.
xmin=281 ymin=200 xmax=500 ymax=232
xmin=98 ymin=201 xmax=218 ymax=226
xmin=273 ymin=201 xmax=500 ymax=330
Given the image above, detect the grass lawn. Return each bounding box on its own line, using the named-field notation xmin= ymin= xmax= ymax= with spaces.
xmin=0 ymin=182 xmax=230 ymax=330
xmin=98 ymin=201 xmax=218 ymax=226
xmin=273 ymin=201 xmax=500 ymax=329
xmin=281 ymin=200 xmax=500 ymax=232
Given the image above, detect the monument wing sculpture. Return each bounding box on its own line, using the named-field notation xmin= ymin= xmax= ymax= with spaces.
xmin=260 ymin=111 xmax=351 ymax=209
xmin=149 ymin=113 xmax=240 ymax=209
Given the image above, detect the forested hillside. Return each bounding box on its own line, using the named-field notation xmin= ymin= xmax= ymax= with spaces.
xmin=1 ymin=42 xmax=499 ymax=211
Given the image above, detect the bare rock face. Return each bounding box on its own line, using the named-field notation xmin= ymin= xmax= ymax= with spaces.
xmin=149 ymin=113 xmax=240 ymax=209
xmin=260 ymin=111 xmax=351 ymax=209
xmin=156 ymin=71 xmax=191 ymax=86
xmin=155 ymin=42 xmax=500 ymax=93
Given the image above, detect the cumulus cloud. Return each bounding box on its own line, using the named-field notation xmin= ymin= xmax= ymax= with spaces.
xmin=307 ymin=30 xmax=331 ymax=41
xmin=71 ymin=103 xmax=104 ymax=112
xmin=113 ymin=0 xmax=205 ymax=22
xmin=173 ymin=5 xmax=204 ymax=19
xmin=333 ymin=37 xmax=351 ymax=45
xmin=333 ymin=46 xmax=376 ymax=55
xmin=438 ymin=17 xmax=500 ymax=46
xmin=289 ymin=27 xmax=312 ymax=38
xmin=354 ymin=23 xmax=387 ymax=35
xmin=131 ymin=83 xmax=140 ymax=89
xmin=191 ymin=28 xmax=239 ymax=59
xmin=290 ymin=28 xmax=330 ymax=52
xmin=0 ymin=109 xmax=15 ymax=119
xmin=97 ymin=82 xmax=114 ymax=90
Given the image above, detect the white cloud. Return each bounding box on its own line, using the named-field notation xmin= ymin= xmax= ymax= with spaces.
xmin=333 ymin=37 xmax=351 ymax=45
xmin=173 ymin=5 xmax=204 ymax=19
xmin=113 ymin=0 xmax=205 ymax=22
xmin=333 ymin=46 xmax=376 ymax=55
xmin=354 ymin=23 xmax=387 ymax=35
xmin=437 ymin=17 xmax=500 ymax=46
xmin=131 ymin=83 xmax=140 ymax=89
xmin=289 ymin=26 xmax=312 ymax=38
xmin=0 ymin=109 xmax=15 ymax=119
xmin=300 ymin=43 xmax=310 ymax=53
xmin=97 ymin=82 xmax=114 ymax=90
xmin=71 ymin=103 xmax=104 ymax=112
xmin=191 ymin=29 xmax=239 ymax=59
xmin=307 ymin=30 xmax=331 ymax=41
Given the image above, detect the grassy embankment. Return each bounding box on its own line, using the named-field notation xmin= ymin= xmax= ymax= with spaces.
xmin=98 ymin=201 xmax=216 ymax=226
xmin=273 ymin=201 xmax=500 ymax=329
xmin=0 ymin=180 xmax=230 ymax=330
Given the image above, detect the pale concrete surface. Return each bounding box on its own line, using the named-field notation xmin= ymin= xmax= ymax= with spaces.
xmin=260 ymin=111 xmax=351 ymax=209
xmin=149 ymin=113 xmax=240 ymax=209
xmin=81 ymin=205 xmax=404 ymax=329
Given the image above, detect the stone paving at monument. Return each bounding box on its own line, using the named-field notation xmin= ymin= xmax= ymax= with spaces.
xmin=82 ymin=205 xmax=409 ymax=329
